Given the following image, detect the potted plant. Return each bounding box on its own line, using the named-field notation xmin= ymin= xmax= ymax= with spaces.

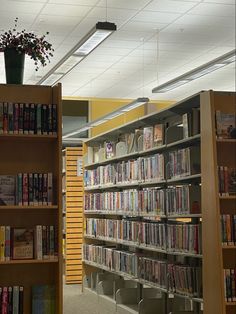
xmin=0 ymin=18 xmax=54 ymax=84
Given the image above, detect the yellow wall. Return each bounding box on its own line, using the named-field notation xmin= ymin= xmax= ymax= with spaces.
xmin=63 ymin=96 xmax=174 ymax=137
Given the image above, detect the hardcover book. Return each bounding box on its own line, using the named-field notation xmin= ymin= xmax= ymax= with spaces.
xmin=12 ymin=228 xmax=34 ymax=259
xmin=153 ymin=124 xmax=164 ymax=146
xmin=143 ymin=127 xmax=153 ymax=150
xmin=216 ymin=110 xmax=236 ymax=139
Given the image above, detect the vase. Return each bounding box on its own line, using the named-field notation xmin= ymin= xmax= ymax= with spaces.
xmin=4 ymin=48 xmax=25 ymax=84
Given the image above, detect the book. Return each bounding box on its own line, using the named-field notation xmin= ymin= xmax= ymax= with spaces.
xmin=143 ymin=126 xmax=153 ymax=150
xmin=0 ymin=102 xmax=3 ymax=134
xmin=23 ymin=103 xmax=30 ymax=134
xmin=13 ymin=286 xmax=19 ymax=314
xmin=8 ymin=102 xmax=14 ymax=134
xmin=153 ymin=124 xmax=164 ymax=146
xmin=32 ymin=285 xmax=55 ymax=314
xmin=216 ymin=110 xmax=236 ymax=139
xmin=13 ymin=103 xmax=19 ymax=134
xmin=3 ymin=102 xmax=8 ymax=134
xmin=0 ymin=226 xmax=5 ymax=261
xmin=182 ymin=113 xmax=191 ymax=138
xmin=29 ymin=103 xmax=35 ymax=134
xmin=12 ymin=228 xmax=34 ymax=259
xmin=105 ymin=141 xmax=115 ymax=159
xmin=115 ymin=141 xmax=127 ymax=157
xmin=0 ymin=175 xmax=15 ymax=205
xmin=18 ymin=103 xmax=24 ymax=134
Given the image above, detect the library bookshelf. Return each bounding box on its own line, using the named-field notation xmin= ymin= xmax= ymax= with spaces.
xmin=62 ymin=147 xmax=83 ymax=284
xmin=0 ymin=84 xmax=62 ymax=314
xmin=82 ymin=90 xmax=236 ymax=314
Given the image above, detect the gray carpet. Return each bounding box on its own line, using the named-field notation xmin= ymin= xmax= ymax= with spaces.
xmin=63 ymin=284 xmax=98 ymax=314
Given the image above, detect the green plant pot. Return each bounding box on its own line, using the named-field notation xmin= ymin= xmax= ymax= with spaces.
xmin=4 ymin=48 xmax=25 ymax=84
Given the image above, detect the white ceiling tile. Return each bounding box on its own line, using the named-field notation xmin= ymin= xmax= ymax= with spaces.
xmin=41 ymin=4 xmax=92 ymax=17
xmin=87 ymin=7 xmax=138 ymax=20
xmin=103 ymin=39 xmax=141 ymax=49
xmin=133 ymin=11 xmax=181 ymax=23
xmin=97 ymin=0 xmax=151 ymax=10
xmin=49 ymin=0 xmax=99 ymax=4
xmin=120 ymin=21 xmax=167 ymax=32
xmin=145 ymin=0 xmax=197 ymax=13
xmin=174 ymin=13 xmax=235 ymax=27
xmin=1 ymin=0 xmax=44 ymax=14
xmin=204 ymin=0 xmax=235 ymax=4
xmin=189 ymin=2 xmax=235 ymax=16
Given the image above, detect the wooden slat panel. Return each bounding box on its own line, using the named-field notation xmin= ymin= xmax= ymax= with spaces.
xmin=64 ymin=147 xmax=83 ymax=285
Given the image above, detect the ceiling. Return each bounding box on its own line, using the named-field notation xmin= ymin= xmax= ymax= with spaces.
xmin=0 ymin=0 xmax=235 ymax=101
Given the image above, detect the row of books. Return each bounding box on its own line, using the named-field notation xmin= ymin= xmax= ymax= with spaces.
xmin=215 ymin=110 xmax=236 ymax=139
xmin=84 ymin=185 xmax=201 ymax=216
xmin=84 ymin=153 xmax=165 ymax=187
xmin=32 ymin=285 xmax=55 ymax=314
xmin=0 ymin=102 xmax=57 ymax=135
xmin=224 ymin=269 xmax=236 ymax=302
xmin=0 ymin=173 xmax=53 ymax=206
xmin=85 ymin=218 xmax=202 ymax=254
xmin=168 ymin=264 xmax=202 ymax=297
xmin=0 ymin=225 xmax=57 ymax=261
xmin=0 ymin=286 xmax=23 ymax=314
xmin=83 ymin=244 xmax=202 ymax=297
xmin=221 ymin=214 xmax=236 ymax=246
xmin=85 ymin=108 xmax=200 ymax=164
xmin=218 ymin=166 xmax=236 ymax=195
xmin=166 ymin=146 xmax=200 ymax=179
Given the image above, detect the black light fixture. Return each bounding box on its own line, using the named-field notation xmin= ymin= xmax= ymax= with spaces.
xmin=37 ymin=21 xmax=117 ymax=86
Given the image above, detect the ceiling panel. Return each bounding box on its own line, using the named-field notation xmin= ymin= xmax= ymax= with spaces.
xmin=144 ymin=0 xmax=197 ymax=13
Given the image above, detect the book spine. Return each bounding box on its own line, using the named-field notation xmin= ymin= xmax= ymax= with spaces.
xmin=18 ymin=103 xmax=24 ymax=134
xmin=38 ymin=173 xmax=43 ymax=205
xmin=33 ymin=173 xmax=39 ymax=206
xmin=36 ymin=104 xmax=42 ymax=135
xmin=2 ymin=287 xmax=8 ymax=314
xmin=13 ymin=103 xmax=19 ymax=134
xmin=29 ymin=103 xmax=35 ymax=135
xmin=17 ymin=173 xmax=23 ymax=206
xmin=3 ymin=102 xmax=8 ymax=134
xmin=0 ymin=226 xmax=6 ymax=261
xmin=42 ymin=225 xmax=48 ymax=259
xmin=8 ymin=102 xmax=14 ymax=134
xmin=28 ymin=173 xmax=34 ymax=206
xmin=47 ymin=173 xmax=53 ymax=206
xmin=49 ymin=225 xmax=55 ymax=259
xmin=23 ymin=103 xmax=30 ymax=134
xmin=5 ymin=226 xmax=11 ymax=261
xmin=8 ymin=286 xmax=13 ymax=314
xmin=22 ymin=173 xmax=28 ymax=206
xmin=13 ymin=286 xmax=19 ymax=314
xmin=35 ymin=225 xmax=43 ymax=260
xmin=19 ymin=286 xmax=24 ymax=314
xmin=43 ymin=173 xmax=48 ymax=205
xmin=48 ymin=104 xmax=53 ymax=135
xmin=0 ymin=102 xmax=3 ymax=134
xmin=42 ymin=104 xmax=48 ymax=135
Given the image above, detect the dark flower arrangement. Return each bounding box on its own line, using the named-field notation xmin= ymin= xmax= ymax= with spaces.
xmin=0 ymin=18 xmax=54 ymax=71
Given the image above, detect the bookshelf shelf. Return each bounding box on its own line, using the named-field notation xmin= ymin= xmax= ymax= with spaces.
xmin=84 ymin=210 xmax=165 ymax=219
xmin=0 ymin=205 xmax=58 ymax=210
xmin=166 ymin=173 xmax=201 ymax=183
xmin=167 ymin=214 xmax=202 ymax=219
xmin=222 ymin=245 xmax=236 ymax=249
xmin=0 ymin=258 xmax=59 ymax=265
xmin=225 ymin=302 xmax=236 ymax=306
xmin=217 ymin=139 xmax=236 ymax=143
xmin=219 ymin=195 xmax=236 ymax=200
xmin=166 ymin=133 xmax=201 ymax=149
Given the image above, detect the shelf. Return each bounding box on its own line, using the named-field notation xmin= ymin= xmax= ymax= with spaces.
xmin=167 ymin=173 xmax=201 ymax=184
xmin=219 ymin=195 xmax=236 ymax=200
xmin=83 ymin=259 xmax=202 ymax=301
xmin=166 ymin=134 xmax=201 ymax=149
xmin=225 ymin=302 xmax=236 ymax=306
xmin=84 ymin=235 xmax=202 ymax=258
xmin=0 ymin=134 xmax=57 ymax=141
xmin=84 ymin=135 xmax=201 ymax=170
xmin=217 ymin=138 xmax=236 ymax=143
xmin=0 ymin=205 xmax=58 ymax=210
xmin=84 ymin=210 xmax=166 ymax=219
xmin=0 ymin=258 xmax=59 ymax=265
xmin=167 ymin=214 xmax=202 ymax=219
xmin=222 ymin=245 xmax=236 ymax=249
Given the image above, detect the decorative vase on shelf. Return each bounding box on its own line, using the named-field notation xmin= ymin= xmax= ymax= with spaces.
xmin=4 ymin=48 xmax=25 ymax=84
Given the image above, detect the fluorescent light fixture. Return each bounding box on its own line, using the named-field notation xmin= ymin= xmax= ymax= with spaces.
xmin=37 ymin=21 xmax=117 ymax=86
xmin=152 ymin=49 xmax=236 ymax=93
xmin=62 ymin=97 xmax=149 ymax=139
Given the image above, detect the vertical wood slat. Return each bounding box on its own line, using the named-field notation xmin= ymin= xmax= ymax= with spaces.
xmin=63 ymin=147 xmax=83 ymax=284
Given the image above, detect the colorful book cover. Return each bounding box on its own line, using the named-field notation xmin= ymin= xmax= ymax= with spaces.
xmin=143 ymin=127 xmax=153 ymax=150
xmin=4 ymin=226 xmax=10 ymax=261
xmin=105 ymin=141 xmax=115 ymax=159
xmin=12 ymin=228 xmax=34 ymax=259
xmin=153 ymin=124 xmax=164 ymax=146
xmin=216 ymin=110 xmax=236 ymax=139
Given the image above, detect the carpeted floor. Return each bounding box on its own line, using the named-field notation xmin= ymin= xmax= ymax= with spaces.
xmin=63 ymin=284 xmax=98 ymax=314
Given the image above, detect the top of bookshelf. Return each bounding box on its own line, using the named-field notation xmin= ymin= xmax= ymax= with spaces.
xmin=85 ymin=92 xmax=201 ymax=146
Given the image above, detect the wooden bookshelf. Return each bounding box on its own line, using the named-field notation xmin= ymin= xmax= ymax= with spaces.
xmin=63 ymin=147 xmax=83 ymax=284
xmin=0 ymin=84 xmax=62 ymax=314
xmin=201 ymin=91 xmax=236 ymax=314
xmin=82 ymin=90 xmax=235 ymax=314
